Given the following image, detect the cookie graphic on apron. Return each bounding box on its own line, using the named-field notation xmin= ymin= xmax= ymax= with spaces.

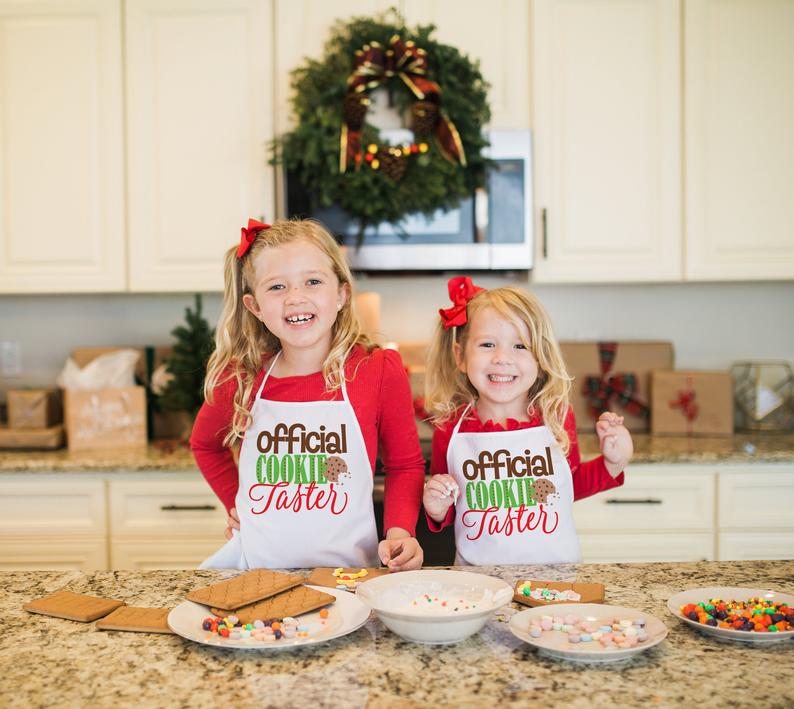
xmin=201 ymin=353 xmax=379 ymax=569
xmin=446 ymin=404 xmax=581 ymax=566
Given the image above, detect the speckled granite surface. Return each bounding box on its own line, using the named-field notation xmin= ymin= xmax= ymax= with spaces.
xmin=1 ymin=432 xmax=794 ymax=474
xmin=3 ymin=561 xmax=792 ymax=708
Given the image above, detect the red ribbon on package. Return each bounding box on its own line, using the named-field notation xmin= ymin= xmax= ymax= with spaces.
xmin=340 ymin=35 xmax=466 ymax=173
xmin=582 ymin=342 xmax=651 ymax=421
xmin=669 ymin=374 xmax=699 ymax=435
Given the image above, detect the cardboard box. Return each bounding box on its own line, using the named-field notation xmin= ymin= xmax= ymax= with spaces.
xmin=560 ymin=341 xmax=674 ymax=432
xmin=64 ymin=386 xmax=147 ymax=451
xmin=71 ymin=347 xmax=147 ymax=385
xmin=7 ymin=389 xmax=62 ymax=429
xmin=0 ymin=424 xmax=64 ymax=450
xmin=651 ymin=370 xmax=734 ymax=436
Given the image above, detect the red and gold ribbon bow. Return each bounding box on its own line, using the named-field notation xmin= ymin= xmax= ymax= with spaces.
xmin=670 ymin=375 xmax=699 ymax=434
xmin=340 ymin=35 xmax=466 ymax=173
xmin=439 ymin=276 xmax=485 ymax=329
xmin=582 ymin=342 xmax=650 ymax=421
xmin=237 ymin=218 xmax=270 ymax=259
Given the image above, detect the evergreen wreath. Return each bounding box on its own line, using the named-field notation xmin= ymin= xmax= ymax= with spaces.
xmin=275 ymin=9 xmax=491 ymax=235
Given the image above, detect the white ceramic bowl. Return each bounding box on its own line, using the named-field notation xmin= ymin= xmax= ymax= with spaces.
xmin=355 ymin=569 xmax=513 ymax=644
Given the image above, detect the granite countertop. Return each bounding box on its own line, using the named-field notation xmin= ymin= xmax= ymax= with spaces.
xmin=1 ymin=431 xmax=793 ymax=474
xmin=3 ymin=560 xmax=793 ymax=708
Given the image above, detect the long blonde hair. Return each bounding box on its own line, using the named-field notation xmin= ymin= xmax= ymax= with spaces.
xmin=425 ymin=285 xmax=572 ymax=454
xmin=204 ymin=218 xmax=370 ymax=446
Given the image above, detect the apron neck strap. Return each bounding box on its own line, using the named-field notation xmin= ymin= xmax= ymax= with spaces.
xmin=452 ymin=402 xmax=474 ymax=435
xmin=255 ymin=351 xmax=350 ymax=403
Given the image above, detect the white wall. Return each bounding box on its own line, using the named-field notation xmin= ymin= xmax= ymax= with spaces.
xmin=1 ymin=278 xmax=793 ymax=395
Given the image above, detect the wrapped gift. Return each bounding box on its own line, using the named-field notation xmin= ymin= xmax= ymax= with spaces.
xmin=560 ymin=341 xmax=674 ymax=432
xmin=0 ymin=424 xmax=64 ymax=450
xmin=651 ymin=370 xmax=734 ymax=436
xmin=7 ymin=389 xmax=62 ymax=429
xmin=64 ymin=387 xmax=147 ymax=451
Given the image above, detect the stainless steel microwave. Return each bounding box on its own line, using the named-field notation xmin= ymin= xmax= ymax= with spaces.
xmin=283 ymin=130 xmax=534 ymax=271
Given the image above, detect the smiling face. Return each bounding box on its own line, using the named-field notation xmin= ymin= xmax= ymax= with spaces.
xmin=242 ymin=239 xmax=348 ymax=361
xmin=457 ymin=305 xmax=540 ymax=423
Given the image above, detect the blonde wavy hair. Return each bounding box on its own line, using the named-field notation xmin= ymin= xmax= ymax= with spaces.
xmin=424 ymin=285 xmax=573 ymax=454
xmin=204 ymin=218 xmax=370 ymax=446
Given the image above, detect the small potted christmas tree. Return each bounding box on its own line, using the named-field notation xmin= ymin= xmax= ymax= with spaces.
xmin=156 ymin=294 xmax=215 ymax=441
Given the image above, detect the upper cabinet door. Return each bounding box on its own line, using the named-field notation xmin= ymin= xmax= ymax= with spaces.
xmin=531 ymin=0 xmax=682 ymax=283
xmin=0 ymin=0 xmax=125 ymax=293
xmin=126 ymin=0 xmax=273 ymax=292
xmin=684 ymin=0 xmax=794 ymax=281
xmin=404 ymin=0 xmax=530 ymax=129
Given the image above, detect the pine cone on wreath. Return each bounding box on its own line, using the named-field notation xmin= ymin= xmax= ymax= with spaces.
xmin=377 ymin=147 xmax=408 ymax=181
xmin=411 ymin=100 xmax=439 ymax=135
xmin=343 ymin=92 xmax=369 ymax=130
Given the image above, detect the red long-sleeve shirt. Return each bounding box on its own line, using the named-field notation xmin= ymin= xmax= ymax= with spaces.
xmin=190 ymin=346 xmax=425 ymax=536
xmin=427 ymin=406 xmax=624 ymax=530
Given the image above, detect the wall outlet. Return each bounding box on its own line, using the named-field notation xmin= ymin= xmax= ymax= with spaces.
xmin=0 ymin=341 xmax=22 ymax=377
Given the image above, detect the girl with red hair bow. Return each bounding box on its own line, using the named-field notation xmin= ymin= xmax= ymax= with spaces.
xmin=191 ymin=219 xmax=424 ymax=571
xmin=422 ymin=278 xmax=633 ymax=565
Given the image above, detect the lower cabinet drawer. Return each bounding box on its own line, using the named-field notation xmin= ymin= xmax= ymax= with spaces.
xmin=0 ymin=536 xmax=107 ymax=571
xmin=573 ymin=467 xmax=715 ymax=531
xmin=579 ymin=532 xmax=714 ymax=563
xmin=719 ymin=469 xmax=794 ymax=529
xmin=109 ymin=478 xmax=227 ymax=537
xmin=110 ymin=538 xmax=225 ymax=570
xmin=718 ymin=532 xmax=794 ymax=560
xmin=0 ymin=478 xmax=106 ymax=536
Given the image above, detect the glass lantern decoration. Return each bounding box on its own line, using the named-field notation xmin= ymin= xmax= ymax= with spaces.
xmin=731 ymin=361 xmax=794 ymax=431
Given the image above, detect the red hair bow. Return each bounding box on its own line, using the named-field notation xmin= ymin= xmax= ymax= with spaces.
xmin=439 ymin=276 xmax=485 ymax=329
xmin=237 ymin=218 xmax=271 ymax=258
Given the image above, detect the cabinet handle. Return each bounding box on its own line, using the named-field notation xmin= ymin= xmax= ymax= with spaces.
xmin=605 ymin=498 xmax=662 ymax=505
xmin=541 ymin=207 xmax=548 ymax=259
xmin=160 ymin=504 xmax=217 ymax=511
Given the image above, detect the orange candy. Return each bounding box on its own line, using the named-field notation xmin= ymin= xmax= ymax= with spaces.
xmin=319 ymin=608 xmax=329 ymax=619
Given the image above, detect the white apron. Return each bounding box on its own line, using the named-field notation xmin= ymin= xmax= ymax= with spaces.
xmin=447 ymin=405 xmax=581 ymax=566
xmin=201 ymin=353 xmax=379 ymax=569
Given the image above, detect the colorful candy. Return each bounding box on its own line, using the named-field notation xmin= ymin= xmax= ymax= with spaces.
xmin=201 ymin=614 xmax=311 ymax=642
xmin=528 ymin=614 xmax=650 ymax=650
xmin=516 ymin=581 xmax=581 ymax=603
xmin=678 ymin=597 xmax=793 ymax=633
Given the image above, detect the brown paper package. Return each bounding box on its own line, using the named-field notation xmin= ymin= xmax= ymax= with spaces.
xmin=560 ymin=341 xmax=674 ymax=432
xmin=651 ymin=370 xmax=734 ymax=436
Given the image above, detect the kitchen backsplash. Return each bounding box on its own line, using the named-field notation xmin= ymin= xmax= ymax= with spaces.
xmin=1 ymin=279 xmax=793 ymax=395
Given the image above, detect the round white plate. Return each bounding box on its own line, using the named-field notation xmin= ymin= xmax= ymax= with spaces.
xmin=168 ymin=585 xmax=371 ymax=650
xmin=509 ymin=603 xmax=668 ymax=663
xmin=666 ymin=586 xmax=794 ymax=644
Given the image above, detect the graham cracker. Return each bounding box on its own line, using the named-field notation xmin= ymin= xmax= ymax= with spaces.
xmin=24 ymin=590 xmax=124 ymax=622
xmin=212 ymin=585 xmax=335 ymax=624
xmin=513 ymin=580 xmax=605 ymax=607
xmin=306 ymin=567 xmax=389 ymax=590
xmin=96 ymin=606 xmax=173 ymax=634
xmin=186 ymin=569 xmax=303 ymax=611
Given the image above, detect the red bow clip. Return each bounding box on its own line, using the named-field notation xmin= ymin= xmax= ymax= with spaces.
xmin=237 ymin=218 xmax=271 ymax=258
xmin=439 ymin=276 xmax=485 ymax=329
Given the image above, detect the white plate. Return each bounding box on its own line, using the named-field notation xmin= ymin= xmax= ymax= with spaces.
xmin=666 ymin=586 xmax=794 ymax=644
xmin=167 ymin=585 xmax=371 ymax=650
xmin=509 ymin=603 xmax=668 ymax=663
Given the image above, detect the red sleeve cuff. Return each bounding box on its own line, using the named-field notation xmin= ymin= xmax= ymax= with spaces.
xmin=425 ymin=504 xmax=455 ymax=532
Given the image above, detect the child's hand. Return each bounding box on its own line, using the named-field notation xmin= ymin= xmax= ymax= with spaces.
xmin=423 ymin=474 xmax=459 ymax=522
xmin=378 ymin=532 xmax=424 ymax=572
xmin=224 ymin=507 xmax=240 ymax=540
xmin=596 ymin=411 xmax=633 ymax=475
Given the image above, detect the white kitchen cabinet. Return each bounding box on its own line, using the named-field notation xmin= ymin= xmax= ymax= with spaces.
xmin=574 ymin=464 xmax=716 ymax=563
xmin=0 ymin=538 xmax=107 ymax=571
xmin=717 ymin=464 xmax=794 ymax=560
xmin=684 ymin=0 xmax=794 ymax=280
xmin=579 ymin=532 xmax=714 ymax=564
xmin=404 ymin=0 xmax=530 ymax=129
xmin=125 ymin=0 xmax=274 ymax=292
xmin=0 ymin=0 xmax=125 ymax=293
xmin=531 ymin=0 xmax=682 ymax=283
xmin=110 ymin=539 xmax=224 ymax=570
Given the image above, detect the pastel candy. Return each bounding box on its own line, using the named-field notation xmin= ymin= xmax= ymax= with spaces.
xmin=530 ymin=627 xmax=542 ymax=638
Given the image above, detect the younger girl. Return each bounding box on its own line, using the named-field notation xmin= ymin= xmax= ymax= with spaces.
xmin=191 ymin=218 xmax=425 ymax=570
xmin=422 ymin=277 xmax=633 ymax=565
